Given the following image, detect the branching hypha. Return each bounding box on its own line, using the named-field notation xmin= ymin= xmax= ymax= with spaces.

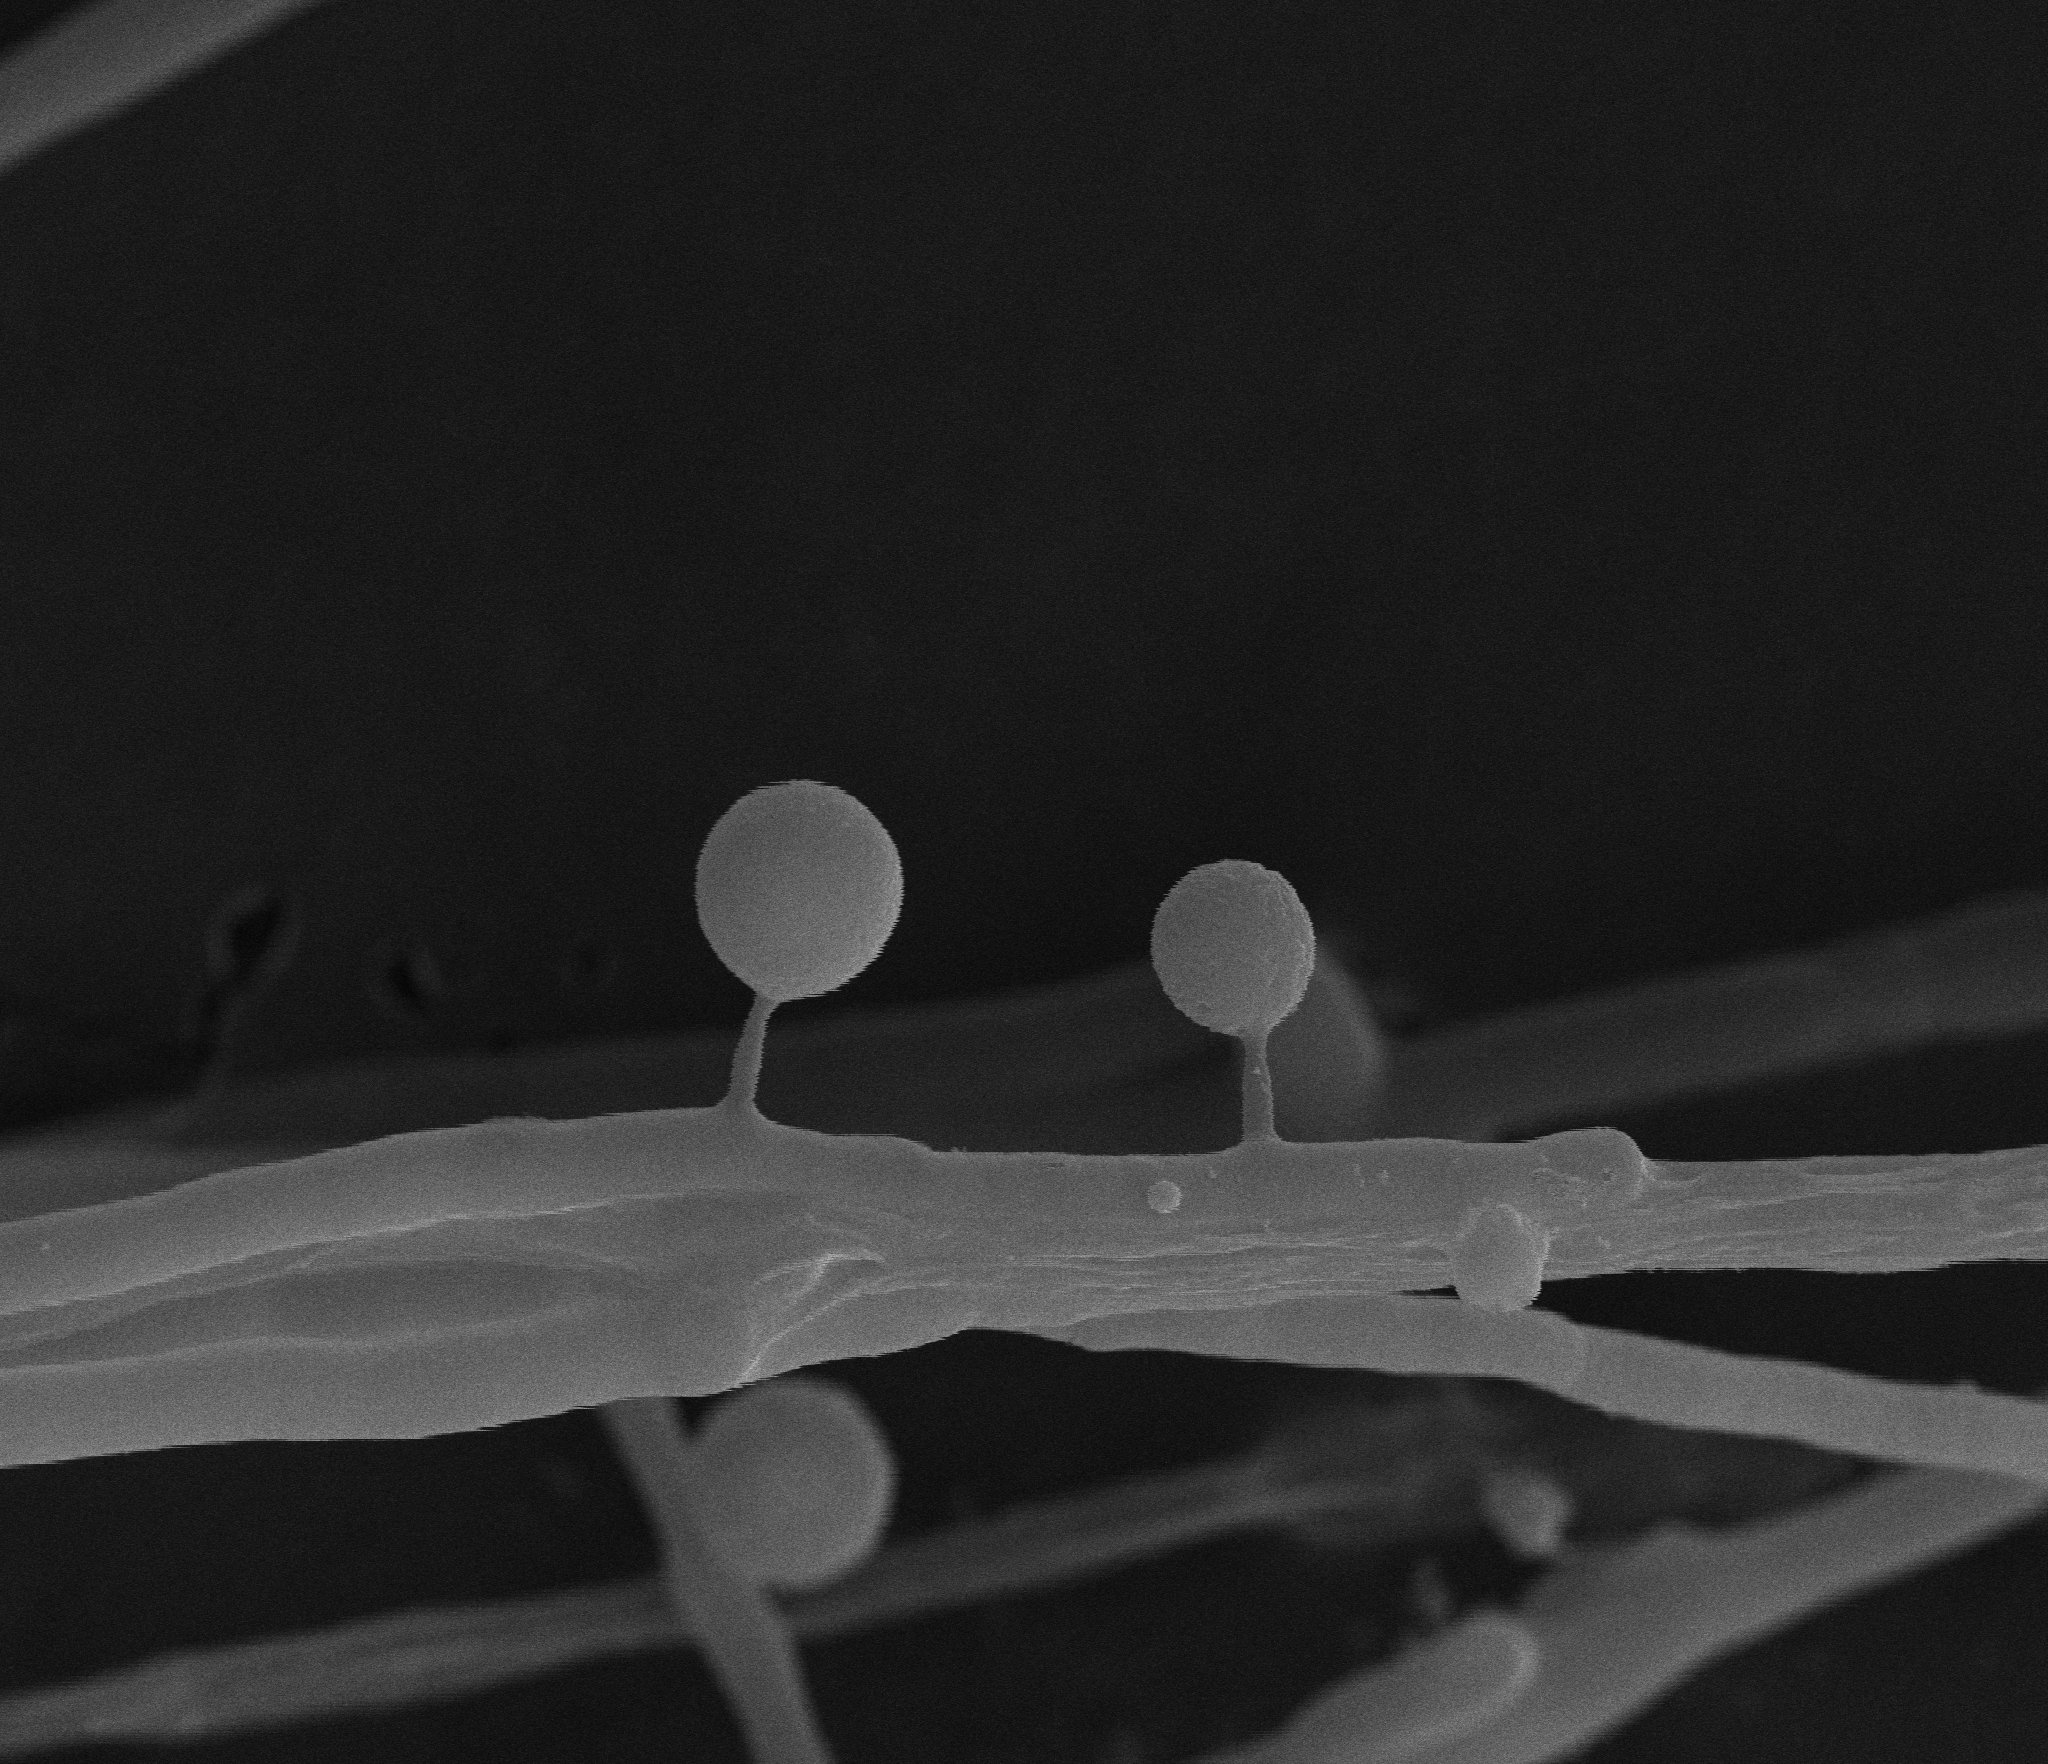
xmin=0 ymin=779 xmax=2045 ymax=1761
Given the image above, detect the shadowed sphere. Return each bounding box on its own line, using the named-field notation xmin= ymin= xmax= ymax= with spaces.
xmin=695 ymin=781 xmax=904 ymax=1003
xmin=691 ymin=1376 xmax=899 ymax=1592
xmin=1151 ymin=859 xmax=1316 ymax=1038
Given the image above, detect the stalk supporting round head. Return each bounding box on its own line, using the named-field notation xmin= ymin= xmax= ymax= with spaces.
xmin=1151 ymin=858 xmax=1315 ymax=1141
xmin=696 ymin=780 xmax=903 ymax=1115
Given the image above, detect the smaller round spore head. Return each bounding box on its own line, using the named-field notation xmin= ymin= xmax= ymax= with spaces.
xmin=1451 ymin=1202 xmax=1551 ymax=1311
xmin=1151 ymin=858 xmax=1315 ymax=1038
xmin=695 ymin=780 xmax=903 ymax=1003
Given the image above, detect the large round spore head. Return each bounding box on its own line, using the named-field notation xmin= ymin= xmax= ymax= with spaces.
xmin=695 ymin=780 xmax=903 ymax=1003
xmin=1150 ymin=858 xmax=1315 ymax=1038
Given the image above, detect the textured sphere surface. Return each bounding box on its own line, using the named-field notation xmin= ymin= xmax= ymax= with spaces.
xmin=695 ymin=780 xmax=903 ymax=1002
xmin=692 ymin=1375 xmax=899 ymax=1591
xmin=1150 ymin=858 xmax=1315 ymax=1036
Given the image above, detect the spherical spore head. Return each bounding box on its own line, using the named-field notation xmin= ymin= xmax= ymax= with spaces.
xmin=1150 ymin=858 xmax=1316 ymax=1038
xmin=1451 ymin=1202 xmax=1552 ymax=1311
xmin=692 ymin=1375 xmax=899 ymax=1592
xmin=695 ymin=780 xmax=903 ymax=1003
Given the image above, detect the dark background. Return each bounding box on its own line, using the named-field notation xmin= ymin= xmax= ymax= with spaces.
xmin=0 ymin=2 xmax=2044 ymax=1760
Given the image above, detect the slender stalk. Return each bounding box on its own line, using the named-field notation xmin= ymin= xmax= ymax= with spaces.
xmin=1240 ymin=1031 xmax=1279 ymax=1142
xmin=724 ymin=995 xmax=775 ymax=1120
xmin=599 ymin=1397 xmax=834 ymax=1764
